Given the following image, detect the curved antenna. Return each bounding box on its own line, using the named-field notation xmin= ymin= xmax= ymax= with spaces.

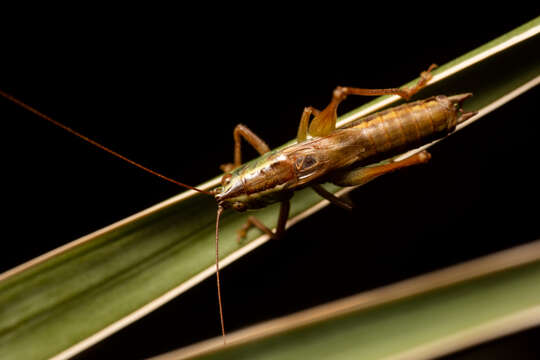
xmin=216 ymin=205 xmax=226 ymax=340
xmin=0 ymin=89 xmax=213 ymax=195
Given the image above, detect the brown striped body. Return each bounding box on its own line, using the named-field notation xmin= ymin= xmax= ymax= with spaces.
xmin=216 ymin=95 xmax=467 ymax=210
xmin=337 ymin=95 xmax=458 ymax=162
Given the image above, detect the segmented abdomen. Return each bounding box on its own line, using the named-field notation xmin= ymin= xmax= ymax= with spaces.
xmin=345 ymin=95 xmax=458 ymax=160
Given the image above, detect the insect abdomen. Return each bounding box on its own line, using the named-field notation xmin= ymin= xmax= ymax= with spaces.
xmin=349 ymin=96 xmax=458 ymax=160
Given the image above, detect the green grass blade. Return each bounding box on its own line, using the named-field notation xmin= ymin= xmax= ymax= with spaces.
xmin=0 ymin=17 xmax=538 ymax=360
xmin=159 ymin=240 xmax=540 ymax=360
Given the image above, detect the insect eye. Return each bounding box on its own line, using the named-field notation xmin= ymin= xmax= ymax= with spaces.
xmin=221 ymin=174 xmax=232 ymax=186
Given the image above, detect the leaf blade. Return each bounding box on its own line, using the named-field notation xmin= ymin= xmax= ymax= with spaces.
xmin=0 ymin=17 xmax=539 ymax=360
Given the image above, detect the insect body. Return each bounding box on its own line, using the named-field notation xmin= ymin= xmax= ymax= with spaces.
xmin=216 ymin=94 xmax=474 ymax=214
xmin=0 ymin=65 xmax=476 ymax=341
xmin=210 ymin=70 xmax=475 ymax=338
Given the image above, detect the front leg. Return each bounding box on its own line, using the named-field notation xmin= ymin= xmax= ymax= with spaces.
xmin=220 ymin=124 xmax=271 ymax=172
xmin=237 ymin=200 xmax=291 ymax=242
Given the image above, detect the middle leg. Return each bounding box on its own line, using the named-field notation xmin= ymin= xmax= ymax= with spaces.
xmin=311 ymin=184 xmax=353 ymax=211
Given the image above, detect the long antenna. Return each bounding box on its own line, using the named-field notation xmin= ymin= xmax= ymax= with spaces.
xmin=0 ymin=89 xmax=213 ymax=195
xmin=216 ymin=205 xmax=226 ymax=340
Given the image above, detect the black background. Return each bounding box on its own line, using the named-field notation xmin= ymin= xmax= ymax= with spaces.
xmin=2 ymin=8 xmax=539 ymax=359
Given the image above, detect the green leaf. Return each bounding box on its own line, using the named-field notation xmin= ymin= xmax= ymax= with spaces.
xmin=158 ymin=240 xmax=540 ymax=360
xmin=1 ymin=17 xmax=539 ymax=360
